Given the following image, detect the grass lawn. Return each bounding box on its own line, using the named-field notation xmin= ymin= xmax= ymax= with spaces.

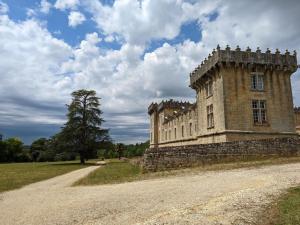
xmin=275 ymin=186 xmax=300 ymax=225
xmin=74 ymin=159 xmax=141 ymax=185
xmin=74 ymin=156 xmax=300 ymax=186
xmin=0 ymin=161 xmax=92 ymax=192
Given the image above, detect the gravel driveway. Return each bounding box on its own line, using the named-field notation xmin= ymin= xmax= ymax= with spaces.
xmin=0 ymin=163 xmax=300 ymax=225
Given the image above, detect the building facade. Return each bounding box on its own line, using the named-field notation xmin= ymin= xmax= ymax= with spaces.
xmin=149 ymin=45 xmax=299 ymax=148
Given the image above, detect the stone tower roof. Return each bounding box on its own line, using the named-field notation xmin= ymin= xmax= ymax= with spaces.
xmin=190 ymin=45 xmax=298 ymax=89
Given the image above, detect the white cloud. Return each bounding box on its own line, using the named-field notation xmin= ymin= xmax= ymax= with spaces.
xmin=0 ymin=15 xmax=73 ymax=126
xmin=68 ymin=11 xmax=86 ymax=27
xmin=104 ymin=35 xmax=115 ymax=43
xmin=199 ymin=0 xmax=300 ymax=52
xmin=40 ymin=0 xmax=52 ymax=14
xmin=0 ymin=1 xmax=8 ymax=14
xmin=26 ymin=8 xmax=37 ymax=18
xmin=54 ymin=0 xmax=79 ymax=10
xmin=84 ymin=0 xmax=219 ymax=45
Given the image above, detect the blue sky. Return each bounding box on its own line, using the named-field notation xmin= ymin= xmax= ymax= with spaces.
xmin=0 ymin=0 xmax=299 ymax=144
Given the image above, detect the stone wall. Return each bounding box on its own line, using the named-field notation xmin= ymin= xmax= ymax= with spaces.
xmin=143 ymin=137 xmax=300 ymax=171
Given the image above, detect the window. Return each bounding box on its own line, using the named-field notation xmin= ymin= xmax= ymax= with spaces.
xmin=251 ymin=73 xmax=264 ymax=91
xmin=165 ymin=130 xmax=167 ymax=140
xmin=189 ymin=112 xmax=192 ymax=119
xmin=207 ymin=104 xmax=214 ymax=128
xmin=182 ymin=125 xmax=184 ymax=137
xmin=169 ymin=130 xmax=171 ymax=140
xmin=205 ymin=80 xmax=213 ymax=97
xmin=189 ymin=123 xmax=193 ymax=136
xmin=252 ymin=100 xmax=267 ymax=124
xmin=174 ymin=128 xmax=177 ymax=139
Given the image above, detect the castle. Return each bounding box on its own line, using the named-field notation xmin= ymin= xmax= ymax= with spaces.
xmin=148 ymin=45 xmax=299 ymax=148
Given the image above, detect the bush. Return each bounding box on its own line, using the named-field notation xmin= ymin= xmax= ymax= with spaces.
xmin=38 ymin=149 xmax=56 ymax=162
xmin=15 ymin=151 xmax=31 ymax=162
xmin=0 ymin=141 xmax=8 ymax=162
xmin=54 ymin=152 xmax=77 ymax=161
xmin=0 ymin=138 xmax=26 ymax=162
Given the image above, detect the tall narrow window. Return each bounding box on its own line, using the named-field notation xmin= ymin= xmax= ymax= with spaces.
xmin=252 ymin=100 xmax=267 ymax=124
xmin=174 ymin=128 xmax=177 ymax=139
xmin=165 ymin=130 xmax=167 ymax=140
xmin=251 ymin=73 xmax=264 ymax=91
xmin=189 ymin=123 xmax=193 ymax=136
xmin=205 ymin=80 xmax=213 ymax=97
xmin=182 ymin=125 xmax=184 ymax=137
xmin=169 ymin=130 xmax=171 ymax=140
xmin=207 ymin=104 xmax=214 ymax=128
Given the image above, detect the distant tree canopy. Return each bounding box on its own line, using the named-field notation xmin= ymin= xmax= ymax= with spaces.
xmin=97 ymin=141 xmax=150 ymax=159
xmin=0 ymin=135 xmax=149 ymax=163
xmin=0 ymin=138 xmax=30 ymax=162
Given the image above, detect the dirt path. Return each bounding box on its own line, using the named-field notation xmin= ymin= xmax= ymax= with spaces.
xmin=0 ymin=163 xmax=300 ymax=225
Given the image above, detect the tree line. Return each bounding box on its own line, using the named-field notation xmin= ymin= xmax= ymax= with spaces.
xmin=0 ymin=89 xmax=149 ymax=163
xmin=0 ymin=137 xmax=149 ymax=163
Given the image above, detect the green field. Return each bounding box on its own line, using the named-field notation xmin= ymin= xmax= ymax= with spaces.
xmin=74 ymin=159 xmax=141 ymax=185
xmin=275 ymin=187 xmax=300 ymax=225
xmin=0 ymin=161 xmax=91 ymax=192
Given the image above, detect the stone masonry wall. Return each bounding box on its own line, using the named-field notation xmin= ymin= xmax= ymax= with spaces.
xmin=143 ymin=137 xmax=300 ymax=171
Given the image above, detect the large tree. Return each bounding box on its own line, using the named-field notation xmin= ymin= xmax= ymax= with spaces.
xmin=61 ymin=89 xmax=109 ymax=164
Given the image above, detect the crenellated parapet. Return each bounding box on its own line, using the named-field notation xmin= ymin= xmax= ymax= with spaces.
xmin=157 ymin=99 xmax=193 ymax=113
xmin=190 ymin=45 xmax=298 ymax=89
xmin=148 ymin=99 xmax=194 ymax=115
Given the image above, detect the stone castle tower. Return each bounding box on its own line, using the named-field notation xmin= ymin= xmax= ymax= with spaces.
xmin=149 ymin=45 xmax=299 ymax=148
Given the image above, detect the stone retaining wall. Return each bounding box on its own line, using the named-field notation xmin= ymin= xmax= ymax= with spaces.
xmin=143 ymin=137 xmax=300 ymax=171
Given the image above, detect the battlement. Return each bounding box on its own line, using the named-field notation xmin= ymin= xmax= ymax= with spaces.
xmin=295 ymin=107 xmax=300 ymax=113
xmin=148 ymin=99 xmax=194 ymax=115
xmin=157 ymin=99 xmax=193 ymax=113
xmin=190 ymin=45 xmax=298 ymax=89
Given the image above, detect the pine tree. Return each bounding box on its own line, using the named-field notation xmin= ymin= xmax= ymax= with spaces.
xmin=61 ymin=89 xmax=109 ymax=164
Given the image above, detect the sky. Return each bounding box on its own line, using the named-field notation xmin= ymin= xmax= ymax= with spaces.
xmin=0 ymin=0 xmax=299 ymax=144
